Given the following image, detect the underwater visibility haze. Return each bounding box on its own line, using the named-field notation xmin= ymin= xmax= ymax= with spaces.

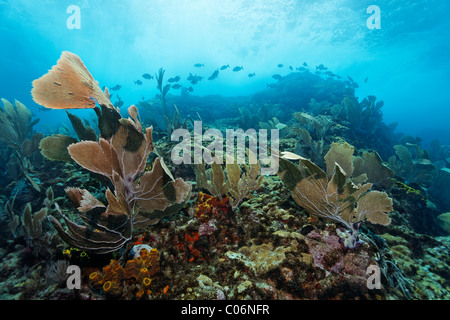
xmin=0 ymin=0 xmax=449 ymax=301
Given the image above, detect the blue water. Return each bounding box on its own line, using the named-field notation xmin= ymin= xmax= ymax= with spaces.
xmin=1 ymin=0 xmax=449 ymax=145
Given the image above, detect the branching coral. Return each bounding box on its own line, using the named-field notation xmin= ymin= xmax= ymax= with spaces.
xmin=0 ymin=99 xmax=38 ymax=147
xmin=388 ymin=144 xmax=435 ymax=187
xmin=226 ymin=159 xmax=264 ymax=209
xmin=5 ymin=186 xmax=57 ymax=258
xmin=154 ymin=67 xmax=185 ymax=134
xmin=22 ymin=203 xmax=48 ymax=242
xmin=291 ymin=112 xmax=331 ymax=165
xmin=308 ymin=98 xmax=331 ymax=116
xmin=194 ymin=155 xmax=263 ymax=210
xmin=278 ymin=148 xmax=393 ymax=248
xmin=341 ymin=95 xmax=384 ymax=135
xmin=0 ymin=98 xmax=41 ymax=191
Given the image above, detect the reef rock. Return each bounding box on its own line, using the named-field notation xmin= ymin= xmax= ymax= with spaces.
xmin=225 ymin=241 xmax=299 ymax=277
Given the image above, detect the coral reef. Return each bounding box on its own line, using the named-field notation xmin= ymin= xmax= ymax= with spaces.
xmin=1 ymin=51 xmax=449 ymax=301
xmin=194 ymin=156 xmax=263 ymax=210
xmin=0 ymin=99 xmax=42 ymax=191
xmin=31 ymin=52 xmax=192 ymax=254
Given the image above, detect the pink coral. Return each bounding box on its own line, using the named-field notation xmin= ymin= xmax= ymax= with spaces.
xmin=305 ymin=228 xmax=373 ymax=277
xmin=199 ymin=220 xmax=218 ymax=236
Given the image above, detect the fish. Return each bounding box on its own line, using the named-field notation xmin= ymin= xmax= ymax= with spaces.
xmin=316 ymin=64 xmax=327 ymax=71
xmin=364 ymin=77 xmax=369 ymax=83
xmin=188 ymin=86 xmax=194 ymax=92
xmin=208 ymin=69 xmax=219 ymax=80
xmin=134 ymin=80 xmax=143 ymax=85
xmin=248 ymin=72 xmax=256 ymax=77
xmin=110 ymin=84 xmax=122 ymax=91
xmin=194 ymin=63 xmax=204 ymax=67
xmin=272 ymin=74 xmax=282 ymax=80
xmin=289 ymin=66 xmax=293 ymax=71
xmin=114 ymin=95 xmax=124 ymax=108
xmin=232 ymin=66 xmax=244 ymax=72
xmin=347 ymin=75 xmax=354 ymax=82
xmin=277 ymin=64 xmax=283 ymax=68
xmin=171 ymin=84 xmax=182 ymax=89
xmin=303 ymin=62 xmax=308 ymax=67
xmin=173 ymin=76 xmax=180 ymax=82
xmin=188 ymin=73 xmax=203 ymax=84
xmin=114 ymin=100 xmax=124 ymax=108
xmin=142 ymin=73 xmax=153 ymax=80
xmin=168 ymin=77 xmax=176 ymax=83
xmin=296 ymin=67 xmax=306 ymax=72
xmin=220 ymin=64 xmax=230 ymax=70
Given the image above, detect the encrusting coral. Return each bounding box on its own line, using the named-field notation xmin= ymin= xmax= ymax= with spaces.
xmin=278 ymin=143 xmax=393 ymax=248
xmin=88 ymin=247 xmax=160 ymax=299
xmin=195 ymin=191 xmax=230 ymax=222
xmin=31 ymin=51 xmax=192 ymax=254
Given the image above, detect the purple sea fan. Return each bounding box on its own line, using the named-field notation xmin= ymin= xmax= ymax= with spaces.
xmin=199 ymin=220 xmax=217 ymax=236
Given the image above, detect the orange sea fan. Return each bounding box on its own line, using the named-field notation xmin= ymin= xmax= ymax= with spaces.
xmin=67 ymin=138 xmax=123 ymax=181
xmin=31 ymin=51 xmax=112 ymax=109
